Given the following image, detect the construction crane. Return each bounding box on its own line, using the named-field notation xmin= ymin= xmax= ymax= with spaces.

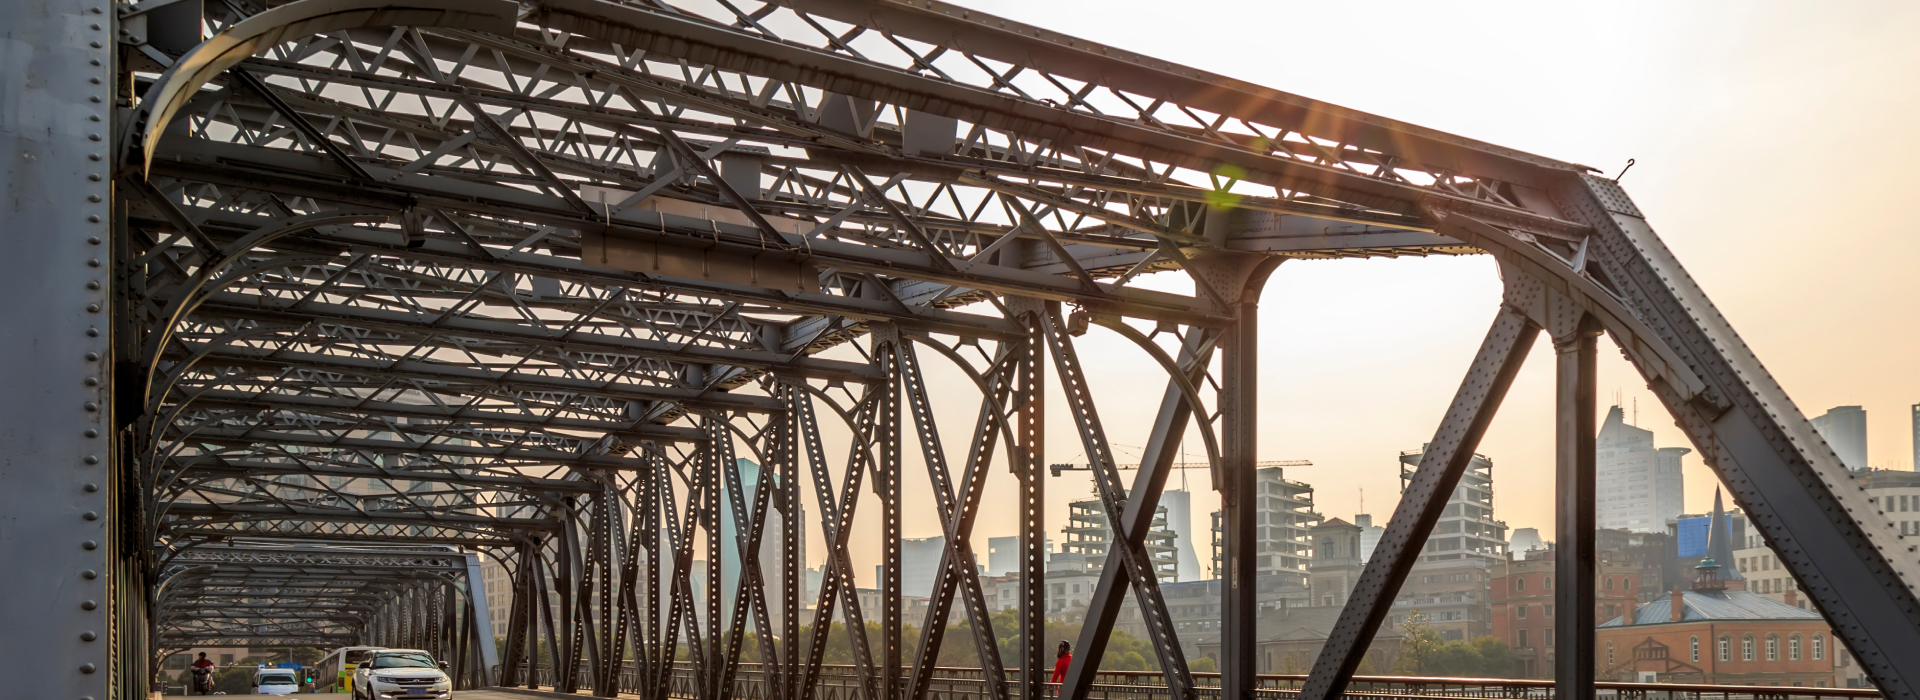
xmin=1050 ymin=459 xmax=1310 ymax=477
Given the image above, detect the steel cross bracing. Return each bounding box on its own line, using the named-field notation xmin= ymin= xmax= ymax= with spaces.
xmin=1 ymin=0 xmax=1914 ymax=697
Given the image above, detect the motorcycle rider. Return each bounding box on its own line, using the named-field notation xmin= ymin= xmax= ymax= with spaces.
xmin=188 ymin=653 xmax=216 ymax=695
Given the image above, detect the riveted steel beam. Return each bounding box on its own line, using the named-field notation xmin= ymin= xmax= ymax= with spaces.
xmin=0 ymin=0 xmax=119 ymax=695
xmin=166 ymin=501 xmax=561 ymax=530
xmin=176 ymin=340 xmax=784 ymax=412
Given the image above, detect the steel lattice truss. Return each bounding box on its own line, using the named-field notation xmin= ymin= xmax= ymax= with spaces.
xmin=70 ymin=0 xmax=1917 ymax=697
xmin=155 ymin=543 xmax=473 ymax=651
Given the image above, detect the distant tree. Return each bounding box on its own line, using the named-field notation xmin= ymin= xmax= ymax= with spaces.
xmin=1462 ymin=636 xmax=1521 ymax=677
xmin=1387 ymin=610 xmax=1520 ymax=677
xmin=1394 ymin=610 xmax=1444 ymax=675
xmin=213 ymin=665 xmax=257 ymax=694
xmin=1189 ymin=656 xmax=1218 ymax=673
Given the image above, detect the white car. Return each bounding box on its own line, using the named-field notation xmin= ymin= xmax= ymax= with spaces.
xmin=351 ymin=649 xmax=452 ymax=700
xmin=251 ymin=668 xmax=300 ymax=696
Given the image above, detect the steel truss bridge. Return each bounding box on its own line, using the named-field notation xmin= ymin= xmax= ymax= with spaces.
xmin=0 ymin=0 xmax=1914 ymax=699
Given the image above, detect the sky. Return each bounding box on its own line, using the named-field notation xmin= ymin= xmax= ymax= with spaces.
xmin=788 ymin=1 xmax=1920 ymax=580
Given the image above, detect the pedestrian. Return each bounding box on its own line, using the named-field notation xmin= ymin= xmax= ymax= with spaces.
xmin=1050 ymin=641 xmax=1072 ymax=683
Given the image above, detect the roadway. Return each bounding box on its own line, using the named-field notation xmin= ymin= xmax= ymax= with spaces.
xmin=160 ymin=691 xmax=612 ymax=700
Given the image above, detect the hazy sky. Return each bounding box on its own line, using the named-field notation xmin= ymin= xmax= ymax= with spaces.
xmin=794 ymin=1 xmax=1920 ymax=580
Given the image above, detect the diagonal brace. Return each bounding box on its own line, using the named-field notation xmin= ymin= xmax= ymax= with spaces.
xmin=1299 ymin=304 xmax=1539 ymax=700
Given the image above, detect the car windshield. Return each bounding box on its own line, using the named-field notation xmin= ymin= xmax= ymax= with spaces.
xmin=345 ymin=649 xmax=377 ymax=664
xmin=370 ymin=653 xmax=436 ymax=669
xmin=262 ymin=678 xmax=296 ymax=685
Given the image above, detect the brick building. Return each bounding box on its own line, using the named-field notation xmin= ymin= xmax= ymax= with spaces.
xmin=1595 ymin=528 xmax=1677 ymax=604
xmin=1491 ymin=553 xmax=1641 ymax=678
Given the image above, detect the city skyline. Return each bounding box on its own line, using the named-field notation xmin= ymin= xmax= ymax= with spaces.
xmin=767 ymin=0 xmax=1920 ymax=586
xmin=679 ymin=401 xmax=1916 ymax=594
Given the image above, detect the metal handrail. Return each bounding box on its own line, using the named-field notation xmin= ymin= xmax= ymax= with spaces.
xmin=492 ymin=662 xmax=1879 ymax=700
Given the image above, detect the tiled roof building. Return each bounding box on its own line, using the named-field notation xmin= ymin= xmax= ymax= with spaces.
xmin=1594 ymin=491 xmax=1839 ymax=686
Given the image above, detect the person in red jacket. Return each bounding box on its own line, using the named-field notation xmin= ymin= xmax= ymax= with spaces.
xmin=1050 ymin=641 xmax=1072 ymax=683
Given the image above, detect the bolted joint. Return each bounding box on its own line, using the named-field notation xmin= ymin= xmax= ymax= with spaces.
xmin=1550 ymin=325 xmax=1603 ymax=353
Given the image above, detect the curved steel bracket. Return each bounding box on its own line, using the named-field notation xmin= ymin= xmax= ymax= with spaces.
xmin=123 ymin=0 xmax=519 ymax=177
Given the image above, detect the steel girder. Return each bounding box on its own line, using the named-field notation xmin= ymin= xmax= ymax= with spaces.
xmin=151 ymin=540 xmax=495 ymax=681
xmin=0 ymin=0 xmax=1894 ymax=697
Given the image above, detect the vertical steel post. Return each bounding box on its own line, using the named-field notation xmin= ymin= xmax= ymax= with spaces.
xmin=1011 ymin=301 xmax=1047 ymax=700
xmin=558 ymin=518 xmax=581 ymax=693
xmin=0 ymin=0 xmax=116 ymax=696
xmin=597 ymin=489 xmax=618 ymax=697
xmin=1218 ymin=300 xmax=1259 ymax=700
xmin=642 ymin=456 xmax=662 ymax=697
xmin=1554 ymin=327 xmax=1598 ymax=700
xmin=780 ymin=385 xmax=803 ymax=700
xmin=704 ymin=422 xmax=725 ymax=700
xmin=877 ymin=331 xmax=904 ymax=700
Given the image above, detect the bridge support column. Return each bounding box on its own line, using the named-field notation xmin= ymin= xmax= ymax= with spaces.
xmin=1219 ymin=287 xmax=1262 ymax=700
xmin=1010 ymin=300 xmax=1047 ymax=700
xmin=1553 ymin=322 xmax=1598 ymax=699
xmin=0 ymin=2 xmax=121 ymax=698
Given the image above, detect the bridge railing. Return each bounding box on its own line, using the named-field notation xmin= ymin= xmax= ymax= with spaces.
xmin=492 ymin=663 xmax=1878 ymax=700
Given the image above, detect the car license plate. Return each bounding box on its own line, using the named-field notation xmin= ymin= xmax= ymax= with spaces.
xmin=407 ymin=690 xmax=428 ymax=695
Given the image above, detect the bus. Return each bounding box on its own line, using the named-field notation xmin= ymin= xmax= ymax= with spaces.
xmin=314 ymin=646 xmax=383 ymax=694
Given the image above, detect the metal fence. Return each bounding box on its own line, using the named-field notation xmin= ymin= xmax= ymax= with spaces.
xmin=494 ymin=663 xmax=1880 ymax=700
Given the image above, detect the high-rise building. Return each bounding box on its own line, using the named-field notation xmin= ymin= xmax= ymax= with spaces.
xmin=1354 ymin=514 xmax=1384 ymax=563
xmin=1811 ymin=405 xmax=1868 ymax=470
xmin=1210 ymin=465 xmax=1323 ymax=585
xmin=1063 ymin=499 xmax=1180 ymax=582
xmin=1910 ymin=403 xmax=1918 ymax=471
xmin=1596 ymin=406 xmax=1689 ymax=533
xmin=886 ymin=536 xmax=950 ymax=598
xmin=1162 ymin=489 xmax=1205 ymax=581
xmin=721 ymin=458 xmax=805 ymax=626
xmin=479 ymin=557 xmax=513 ymax=641
xmin=986 ymin=535 xmax=1049 ymax=577
xmin=690 ymin=559 xmax=709 ymax=613
xmin=1398 ymin=446 xmax=1507 ymax=564
xmin=987 ymin=536 xmax=1018 ymax=577
xmin=1857 ymin=468 xmax=1920 ymax=537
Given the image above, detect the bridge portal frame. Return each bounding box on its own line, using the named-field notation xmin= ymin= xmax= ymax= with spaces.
xmin=0 ymin=0 xmax=1914 ymax=699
